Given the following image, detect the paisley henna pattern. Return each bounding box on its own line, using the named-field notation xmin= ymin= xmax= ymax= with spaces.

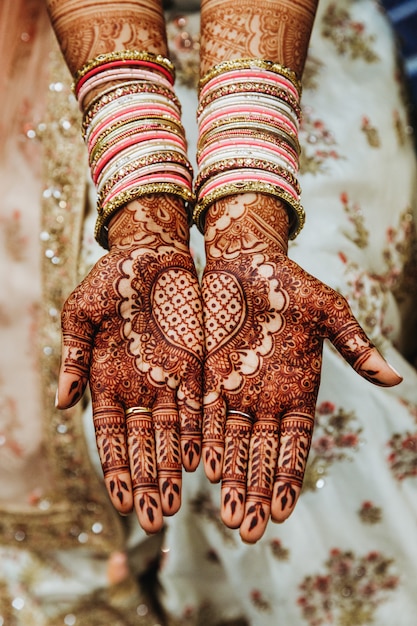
xmin=200 ymin=0 xmax=319 ymax=76
xmin=46 ymin=0 xmax=168 ymax=74
xmin=58 ymin=197 xmax=204 ymax=532
xmin=202 ymin=194 xmax=402 ymax=542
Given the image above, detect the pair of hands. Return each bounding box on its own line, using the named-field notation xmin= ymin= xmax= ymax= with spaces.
xmin=57 ymin=194 xmax=401 ymax=542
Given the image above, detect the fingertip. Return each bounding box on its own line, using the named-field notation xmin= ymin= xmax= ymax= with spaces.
xmin=57 ymin=374 xmax=86 ymax=409
xmin=357 ymin=350 xmax=403 ymax=387
xmin=202 ymin=443 xmax=224 ymax=482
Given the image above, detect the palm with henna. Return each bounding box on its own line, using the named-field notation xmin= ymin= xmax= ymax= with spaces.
xmin=56 ymin=196 xmax=204 ymax=534
xmin=202 ymin=194 xmax=402 ymax=543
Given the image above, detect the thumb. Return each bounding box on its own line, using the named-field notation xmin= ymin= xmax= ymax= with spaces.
xmin=328 ymin=316 xmax=402 ymax=388
xmin=56 ymin=290 xmax=95 ymax=409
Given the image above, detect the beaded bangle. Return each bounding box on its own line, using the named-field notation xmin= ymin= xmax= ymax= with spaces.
xmin=199 ymin=58 xmax=302 ymax=98
xmin=196 ymin=59 xmax=304 ymax=239
xmin=198 ymin=81 xmax=301 ymax=121
xmin=82 ymin=83 xmax=182 ymax=138
xmin=97 ymin=152 xmax=193 ymax=203
xmin=195 ymin=158 xmax=301 ymax=195
xmin=74 ymin=55 xmax=194 ymax=249
xmin=73 ymin=50 xmax=176 ymax=93
xmin=77 ymin=67 xmax=174 ymax=110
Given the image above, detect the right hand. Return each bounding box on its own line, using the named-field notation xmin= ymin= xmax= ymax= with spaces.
xmin=57 ymin=196 xmax=204 ymax=534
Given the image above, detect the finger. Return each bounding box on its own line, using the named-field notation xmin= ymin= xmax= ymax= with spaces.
xmin=271 ymin=412 xmax=314 ymax=523
xmin=177 ymin=396 xmax=202 ymax=472
xmin=93 ymin=405 xmax=133 ymax=516
xmin=153 ymin=399 xmax=182 ymax=517
xmin=239 ymin=418 xmax=280 ymax=544
xmin=58 ymin=290 xmax=95 ymax=408
xmin=202 ymin=395 xmax=227 ymax=482
xmin=220 ymin=409 xmax=253 ymax=529
xmin=325 ymin=297 xmax=402 ymax=387
xmin=126 ymin=407 xmax=163 ymax=534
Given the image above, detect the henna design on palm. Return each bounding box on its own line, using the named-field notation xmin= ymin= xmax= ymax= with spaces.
xmin=202 ymin=194 xmax=402 ymax=542
xmin=58 ymin=198 xmax=204 ymax=533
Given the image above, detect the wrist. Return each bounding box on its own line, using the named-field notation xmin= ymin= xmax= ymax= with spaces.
xmin=107 ymin=195 xmax=191 ymax=249
xmin=204 ymin=193 xmax=290 ymax=257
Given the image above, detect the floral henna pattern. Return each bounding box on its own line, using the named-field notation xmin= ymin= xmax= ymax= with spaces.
xmin=200 ymin=0 xmax=319 ymax=76
xmin=58 ymin=198 xmax=204 ymax=532
xmin=202 ymin=194 xmax=401 ymax=541
xmin=46 ymin=0 xmax=168 ymax=75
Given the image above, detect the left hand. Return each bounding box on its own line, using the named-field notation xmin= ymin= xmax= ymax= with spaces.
xmin=201 ymin=194 xmax=402 ymax=542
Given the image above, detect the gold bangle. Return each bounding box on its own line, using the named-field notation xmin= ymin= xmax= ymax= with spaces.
xmin=73 ymin=50 xmax=175 ymax=92
xmin=82 ymin=83 xmax=182 ymax=138
xmin=95 ymin=183 xmax=195 ymax=249
xmin=195 ymin=159 xmax=301 ymax=195
xmin=199 ymin=58 xmax=302 ymax=97
xmin=97 ymin=152 xmax=194 ymax=204
xmin=197 ymin=116 xmax=300 ymax=155
xmin=197 ymin=82 xmax=301 ymax=120
xmin=89 ymin=117 xmax=185 ymax=167
xmin=193 ymin=182 xmax=305 ymax=239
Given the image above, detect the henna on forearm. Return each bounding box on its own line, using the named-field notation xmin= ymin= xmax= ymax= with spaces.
xmin=46 ymin=0 xmax=168 ymax=75
xmin=200 ymin=0 xmax=319 ymax=77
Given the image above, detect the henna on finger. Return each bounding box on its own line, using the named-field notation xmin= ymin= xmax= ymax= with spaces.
xmin=271 ymin=413 xmax=314 ymax=523
xmin=153 ymin=402 xmax=182 ymax=516
xmin=220 ymin=409 xmax=253 ymax=527
xmin=177 ymin=400 xmax=202 ymax=471
xmin=239 ymin=418 xmax=279 ymax=542
xmin=126 ymin=407 xmax=163 ymax=533
xmin=93 ymin=406 xmax=133 ymax=514
xmin=202 ymin=397 xmax=227 ymax=482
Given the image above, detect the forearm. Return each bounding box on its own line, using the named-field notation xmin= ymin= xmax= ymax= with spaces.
xmin=45 ymin=0 xmax=168 ymax=76
xmin=196 ymin=0 xmax=319 ymax=242
xmin=46 ymin=0 xmax=193 ymax=250
xmin=200 ymin=0 xmax=319 ymax=78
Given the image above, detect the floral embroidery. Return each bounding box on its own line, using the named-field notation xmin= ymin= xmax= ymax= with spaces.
xmin=358 ymin=501 xmax=383 ymax=525
xmin=269 ymin=538 xmax=290 ymax=561
xmin=387 ymin=431 xmax=417 ymax=480
xmin=299 ymin=107 xmax=344 ymax=175
xmin=298 ymin=549 xmax=399 ymax=625
xmin=302 ymin=401 xmax=362 ymax=492
xmin=340 ymin=192 xmax=368 ymax=248
xmin=339 ymin=207 xmax=415 ymax=347
xmin=361 ymin=116 xmax=380 ymax=148
xmin=250 ymin=589 xmax=271 ymax=612
xmin=321 ymin=4 xmax=379 ymax=62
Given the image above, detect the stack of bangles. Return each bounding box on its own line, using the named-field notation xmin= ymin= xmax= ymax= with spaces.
xmin=193 ymin=58 xmax=305 ymax=239
xmin=73 ymin=50 xmax=195 ymax=249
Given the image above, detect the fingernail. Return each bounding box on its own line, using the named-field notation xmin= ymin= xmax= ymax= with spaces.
xmin=387 ymin=362 xmax=403 ymax=379
xmin=55 ymin=389 xmax=59 ymax=408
